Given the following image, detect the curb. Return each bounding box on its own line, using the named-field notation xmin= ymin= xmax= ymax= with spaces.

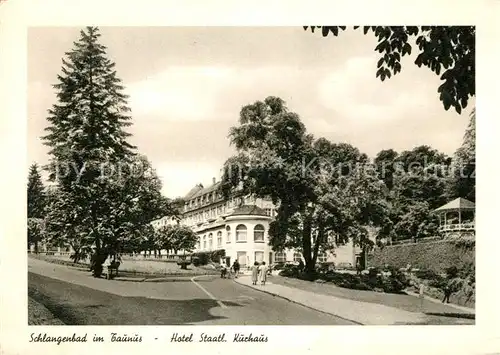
xmin=113 ymin=277 xmax=147 ymax=282
xmin=143 ymin=277 xmax=195 ymax=283
xmin=109 ymin=276 xmax=210 ymax=283
xmin=233 ymin=277 xmax=364 ymax=325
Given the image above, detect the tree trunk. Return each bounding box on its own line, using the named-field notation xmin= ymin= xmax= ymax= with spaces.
xmin=92 ymin=238 xmax=105 ymax=278
xmin=360 ymin=246 xmax=367 ymax=270
xmin=302 ymin=213 xmax=314 ymax=275
xmin=312 ymin=216 xmax=325 ymax=267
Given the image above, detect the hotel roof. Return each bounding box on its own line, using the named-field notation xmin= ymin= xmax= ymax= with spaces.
xmin=184 ymin=181 xmax=222 ymax=200
xmin=229 ymin=205 xmax=268 ymax=217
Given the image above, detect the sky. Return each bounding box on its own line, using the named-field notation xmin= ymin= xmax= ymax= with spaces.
xmin=27 ymin=27 xmax=475 ymax=198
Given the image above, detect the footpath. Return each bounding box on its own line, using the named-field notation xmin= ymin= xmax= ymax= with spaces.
xmin=234 ymin=275 xmax=474 ymax=325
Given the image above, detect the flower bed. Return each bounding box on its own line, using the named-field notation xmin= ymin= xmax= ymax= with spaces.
xmin=279 ymin=265 xmax=409 ymax=294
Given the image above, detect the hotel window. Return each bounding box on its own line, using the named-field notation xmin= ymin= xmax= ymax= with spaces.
xmin=318 ymin=252 xmax=327 ymax=263
xmin=203 ymin=235 xmax=207 ymax=250
xmin=253 ymin=224 xmax=265 ymax=242
xmin=237 ymin=251 xmax=247 ymax=267
xmin=265 ymin=208 xmax=272 ymax=216
xmin=226 ymin=226 xmax=231 ymax=243
xmin=217 ymin=231 xmax=222 ymax=247
xmin=255 ymin=251 xmax=264 ymax=263
xmin=236 ymin=224 xmax=247 ymax=242
xmin=208 ymin=233 xmax=213 ymax=250
xmin=293 ymin=252 xmax=302 ymax=262
xmin=275 ymin=252 xmax=286 ymax=262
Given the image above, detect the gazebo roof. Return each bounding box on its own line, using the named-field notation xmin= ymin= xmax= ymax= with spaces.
xmin=434 ymin=197 xmax=475 ymax=212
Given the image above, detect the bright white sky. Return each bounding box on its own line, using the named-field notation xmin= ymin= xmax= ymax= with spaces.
xmin=28 ymin=27 xmax=475 ymax=198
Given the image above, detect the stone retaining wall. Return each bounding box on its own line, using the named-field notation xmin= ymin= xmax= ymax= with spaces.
xmin=368 ymin=240 xmax=474 ymax=274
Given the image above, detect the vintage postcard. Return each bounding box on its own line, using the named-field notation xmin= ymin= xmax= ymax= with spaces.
xmin=1 ymin=1 xmax=499 ymax=355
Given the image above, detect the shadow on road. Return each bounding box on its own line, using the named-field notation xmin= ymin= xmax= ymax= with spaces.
xmin=28 ymin=273 xmax=241 ymax=325
xmin=424 ymin=312 xmax=475 ymax=320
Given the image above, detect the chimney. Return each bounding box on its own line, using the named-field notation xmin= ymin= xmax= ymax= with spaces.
xmin=212 ymin=177 xmax=216 ymax=185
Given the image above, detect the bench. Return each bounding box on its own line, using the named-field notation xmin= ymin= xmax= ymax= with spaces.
xmin=107 ymin=262 xmax=120 ymax=280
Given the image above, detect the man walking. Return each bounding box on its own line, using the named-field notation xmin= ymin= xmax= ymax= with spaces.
xmin=232 ymin=260 xmax=240 ymax=278
xmin=442 ymin=282 xmax=452 ymax=303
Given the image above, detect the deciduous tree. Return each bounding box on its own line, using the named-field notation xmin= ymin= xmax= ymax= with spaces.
xmin=221 ymin=96 xmax=387 ymax=274
xmin=156 ymin=225 xmax=198 ymax=255
xmin=446 ymin=108 xmax=476 ymax=201
xmin=304 ymin=26 xmax=475 ymax=114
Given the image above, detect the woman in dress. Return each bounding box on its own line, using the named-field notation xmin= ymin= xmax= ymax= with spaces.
xmin=251 ymin=261 xmax=259 ymax=285
xmin=258 ymin=261 xmax=268 ymax=285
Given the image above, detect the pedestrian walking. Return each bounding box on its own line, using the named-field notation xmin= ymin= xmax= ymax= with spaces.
xmin=220 ymin=264 xmax=227 ymax=279
xmin=442 ymin=282 xmax=452 ymax=304
xmin=258 ymin=261 xmax=268 ymax=285
xmin=232 ymin=260 xmax=240 ymax=278
xmin=251 ymin=261 xmax=259 ymax=285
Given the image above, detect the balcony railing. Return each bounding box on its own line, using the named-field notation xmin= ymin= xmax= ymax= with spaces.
xmin=439 ymin=222 xmax=475 ymax=232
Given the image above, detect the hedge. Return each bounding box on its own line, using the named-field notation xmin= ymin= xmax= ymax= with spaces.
xmin=191 ymin=249 xmax=225 ymax=266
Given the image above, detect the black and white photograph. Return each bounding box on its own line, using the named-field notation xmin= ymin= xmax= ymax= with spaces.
xmin=24 ymin=25 xmax=477 ymax=327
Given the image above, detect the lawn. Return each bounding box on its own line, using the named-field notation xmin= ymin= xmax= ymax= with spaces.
xmin=29 ymin=254 xmax=219 ymax=277
xmin=28 ymin=297 xmax=65 ymax=325
xmin=270 ymin=275 xmax=473 ymax=316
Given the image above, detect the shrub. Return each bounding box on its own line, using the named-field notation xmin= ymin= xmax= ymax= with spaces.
xmin=413 ymin=269 xmax=442 ymax=281
xmin=191 ymin=249 xmax=225 ymax=266
xmin=279 ymin=264 xmax=301 ymax=278
xmin=445 ymin=266 xmax=459 ymax=279
xmin=191 ymin=252 xmax=210 ymax=266
xmin=297 ymin=271 xmax=319 ymax=281
xmin=317 ymin=262 xmax=335 ymax=273
xmin=336 ymin=262 xmax=354 ymax=270
xmin=272 ymin=262 xmax=286 ymax=270
xmin=191 ymin=256 xmax=201 ymax=267
xmin=209 ymin=249 xmax=225 ymax=262
xmin=177 ymin=260 xmax=192 ymax=270
xmin=367 ymin=267 xmax=381 ymax=278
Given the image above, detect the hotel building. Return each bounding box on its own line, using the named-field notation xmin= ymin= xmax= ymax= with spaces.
xmin=152 ymin=177 xmax=364 ymax=269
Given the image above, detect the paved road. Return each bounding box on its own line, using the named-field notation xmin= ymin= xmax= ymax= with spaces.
xmin=28 ymin=258 xmax=354 ymax=325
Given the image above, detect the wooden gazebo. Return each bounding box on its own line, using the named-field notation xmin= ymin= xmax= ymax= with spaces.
xmin=434 ymin=197 xmax=475 ymax=233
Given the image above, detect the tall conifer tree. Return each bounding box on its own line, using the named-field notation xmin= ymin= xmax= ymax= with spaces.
xmin=27 ymin=163 xmax=46 ymax=218
xmin=43 ymin=27 xmax=136 ymax=276
xmin=27 ymin=163 xmax=46 ymax=251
